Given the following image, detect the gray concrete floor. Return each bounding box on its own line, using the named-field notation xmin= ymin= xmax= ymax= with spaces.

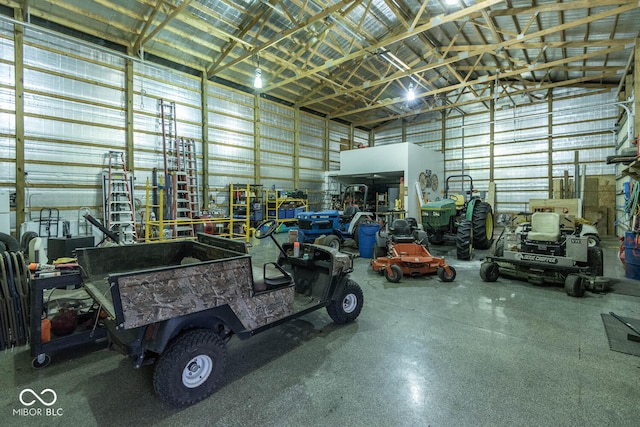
xmin=1 ymin=234 xmax=640 ymax=426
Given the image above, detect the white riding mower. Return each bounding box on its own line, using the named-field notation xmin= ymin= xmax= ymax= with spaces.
xmin=480 ymin=212 xmax=609 ymax=297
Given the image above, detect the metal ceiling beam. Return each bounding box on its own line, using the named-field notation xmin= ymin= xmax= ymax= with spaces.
xmin=134 ymin=0 xmax=194 ymax=54
xmin=208 ymin=0 xmax=357 ymax=76
xmin=489 ymin=0 xmax=630 ymax=16
xmin=310 ymin=2 xmax=637 ymax=114
xmin=133 ymin=1 xmax=165 ymax=54
xmin=336 ymin=43 xmax=626 ymax=121
xmin=264 ymin=0 xmax=504 ymax=91
xmin=437 ymin=38 xmax=637 ymax=51
xmin=358 ymin=70 xmax=621 ymax=127
xmin=206 ymin=1 xmax=274 ymax=73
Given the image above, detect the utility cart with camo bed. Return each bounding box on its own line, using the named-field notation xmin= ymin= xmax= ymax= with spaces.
xmin=79 ymin=220 xmax=363 ymax=407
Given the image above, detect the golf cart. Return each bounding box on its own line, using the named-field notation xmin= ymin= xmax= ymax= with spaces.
xmin=77 ymin=219 xmax=364 ymax=407
xmin=480 ymin=211 xmax=608 ymax=297
xmin=296 ymin=184 xmax=373 ymax=250
xmin=421 ymin=174 xmax=493 ymax=260
xmin=371 ymin=218 xmax=456 ymax=283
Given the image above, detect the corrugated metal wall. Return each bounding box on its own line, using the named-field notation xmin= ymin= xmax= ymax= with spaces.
xmin=374 ymin=91 xmax=618 ymax=214
xmin=0 ymin=21 xmax=622 ymax=233
xmin=0 ymin=21 xmax=17 ymax=190
xmin=1 ymin=23 xmax=347 ymax=232
xmin=5 ymin=23 xmax=128 ymax=231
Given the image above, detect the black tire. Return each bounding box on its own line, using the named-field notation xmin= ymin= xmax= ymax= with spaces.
xmin=327 ymin=279 xmax=364 ymax=324
xmin=324 ymin=235 xmax=341 ymax=250
xmin=480 ymin=261 xmax=499 ymax=282
xmin=472 ymin=201 xmax=494 ymax=250
xmin=565 ymin=274 xmax=585 ymax=297
xmin=153 ymin=329 xmax=227 ymax=408
xmin=384 ymin=264 xmax=403 ymax=283
xmin=430 ymin=232 xmax=444 ymax=245
xmin=0 ymin=232 xmax=20 ymax=252
xmin=456 ymin=220 xmax=473 ymax=260
xmin=587 ymin=246 xmax=604 ymax=276
xmin=437 ymin=265 xmax=456 ymax=282
xmin=585 ymin=234 xmax=600 ymax=247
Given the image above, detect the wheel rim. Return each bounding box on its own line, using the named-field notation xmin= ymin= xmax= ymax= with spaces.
xmin=182 ymin=355 xmax=213 ymax=388
xmin=342 ymin=294 xmax=357 ymax=313
xmin=588 ymin=237 xmax=597 ymax=247
xmin=486 ymin=213 xmax=494 ymax=238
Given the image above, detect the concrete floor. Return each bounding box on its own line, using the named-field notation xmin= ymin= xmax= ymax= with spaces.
xmin=1 ymin=235 xmax=640 ymax=426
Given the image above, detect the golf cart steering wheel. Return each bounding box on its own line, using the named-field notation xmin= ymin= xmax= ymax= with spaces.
xmin=254 ymin=219 xmax=278 ymax=239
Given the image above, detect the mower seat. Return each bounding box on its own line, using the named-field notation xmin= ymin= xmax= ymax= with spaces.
xmin=389 ymin=219 xmax=415 ymax=244
xmin=527 ymin=212 xmax=560 ymax=242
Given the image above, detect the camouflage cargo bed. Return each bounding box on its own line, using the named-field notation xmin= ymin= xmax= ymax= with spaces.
xmin=77 ymin=236 xmax=251 ymax=329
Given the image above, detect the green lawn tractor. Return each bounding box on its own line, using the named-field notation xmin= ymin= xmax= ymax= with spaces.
xmin=421 ymin=174 xmax=494 ymax=260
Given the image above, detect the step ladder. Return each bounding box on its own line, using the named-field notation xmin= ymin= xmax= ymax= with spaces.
xmin=172 ymin=170 xmax=194 ymax=237
xmin=181 ymin=137 xmax=200 ymax=216
xmin=103 ymin=151 xmax=137 ymax=244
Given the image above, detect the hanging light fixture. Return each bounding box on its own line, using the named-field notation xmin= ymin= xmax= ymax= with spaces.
xmin=254 ymin=55 xmax=263 ymax=89
xmin=407 ymin=83 xmax=415 ymax=101
xmin=254 ymin=67 xmax=263 ymax=89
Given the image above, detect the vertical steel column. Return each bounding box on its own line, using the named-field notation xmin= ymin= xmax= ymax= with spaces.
xmin=201 ymin=72 xmax=210 ymax=206
xmin=125 ymin=48 xmax=134 ymax=174
xmin=489 ymin=87 xmax=495 ymax=183
xmin=254 ymin=94 xmax=261 ymax=184
xmin=324 ymin=117 xmax=330 ymax=170
xmin=293 ymin=108 xmax=299 ymax=188
xmin=402 ymin=118 xmax=407 ymax=142
xmin=349 ymin=123 xmax=355 ymax=149
xmin=14 ymin=9 xmax=25 ymax=233
xmin=441 ymin=111 xmax=446 ymax=175
xmin=547 ymin=93 xmax=554 ymax=198
xmin=634 ymin=38 xmax=639 ymax=141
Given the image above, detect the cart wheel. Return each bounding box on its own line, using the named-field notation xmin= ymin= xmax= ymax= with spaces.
xmin=32 ymin=353 xmax=51 ymax=369
xmin=384 ymin=265 xmax=403 ymax=283
xmin=480 ymin=261 xmax=500 ymax=282
xmin=437 ymin=265 xmax=456 ymax=282
xmin=565 ymin=274 xmax=585 ymax=297
xmin=324 ymin=235 xmax=341 ymax=250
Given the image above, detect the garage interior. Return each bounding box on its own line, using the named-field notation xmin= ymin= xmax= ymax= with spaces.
xmin=0 ymin=0 xmax=640 ymax=424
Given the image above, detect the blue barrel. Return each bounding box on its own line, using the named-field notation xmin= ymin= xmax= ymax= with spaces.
xmin=624 ymin=231 xmax=640 ymax=280
xmin=358 ymin=223 xmax=380 ymax=258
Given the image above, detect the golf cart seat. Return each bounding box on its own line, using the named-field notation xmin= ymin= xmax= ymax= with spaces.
xmin=527 ymin=212 xmax=561 ymax=242
xmin=253 ymin=262 xmax=293 ymax=292
xmin=389 ymin=219 xmax=415 ymax=244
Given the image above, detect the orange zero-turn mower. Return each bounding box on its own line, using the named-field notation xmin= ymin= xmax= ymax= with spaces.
xmin=371 ymin=241 xmax=456 ymax=283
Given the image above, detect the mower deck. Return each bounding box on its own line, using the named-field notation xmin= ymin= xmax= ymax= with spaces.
xmin=371 ymin=242 xmax=455 ymax=283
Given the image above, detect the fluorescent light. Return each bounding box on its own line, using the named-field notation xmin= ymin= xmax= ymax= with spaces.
xmin=407 ymin=83 xmax=415 ymax=101
xmin=254 ymin=68 xmax=263 ymax=89
xmin=446 ymin=0 xmax=457 ymax=5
